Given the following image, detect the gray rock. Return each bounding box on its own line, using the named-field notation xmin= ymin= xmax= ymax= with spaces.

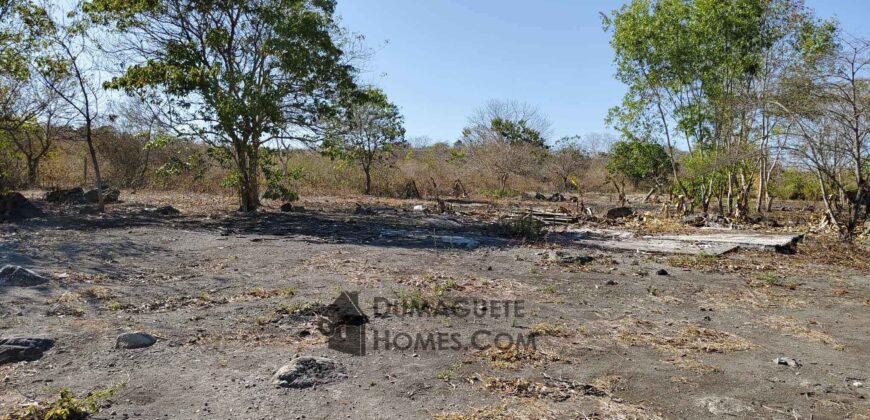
xmin=280 ymin=203 xmax=294 ymax=212
xmin=0 ymin=192 xmax=44 ymax=221
xmin=681 ymin=214 xmax=707 ymax=227
xmin=45 ymin=187 xmax=85 ymax=204
xmin=545 ymin=250 xmax=593 ymax=265
xmin=84 ymin=188 xmax=120 ymax=204
xmin=774 ymin=357 xmax=802 ymax=368
xmin=0 ymin=265 xmax=49 ymax=287
xmin=0 ymin=337 xmax=54 ymax=365
xmin=694 ymin=396 xmax=754 ymax=416
xmin=271 ymin=356 xmax=347 ymax=389
xmin=116 ymin=332 xmax=157 ymax=349
xmin=146 ymin=205 xmax=180 ymax=216
xmin=605 ymin=207 xmax=633 ymax=219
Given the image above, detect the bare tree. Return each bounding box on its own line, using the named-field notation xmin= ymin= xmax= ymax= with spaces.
xmin=550 ymin=135 xmax=590 ymax=191
xmin=37 ymin=10 xmax=106 ymax=210
xmin=779 ymin=36 xmax=869 ymax=240
xmin=2 ymin=75 xmax=70 ymax=186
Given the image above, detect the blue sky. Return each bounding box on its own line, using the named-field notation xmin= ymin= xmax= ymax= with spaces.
xmin=336 ymin=0 xmax=870 ymax=144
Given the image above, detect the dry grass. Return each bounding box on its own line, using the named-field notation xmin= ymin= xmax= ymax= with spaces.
xmin=615 ymin=318 xmax=751 ymax=374
xmin=433 ymin=398 xmax=556 ymax=420
xmin=474 ymin=344 xmax=559 ymax=369
xmin=763 ymin=316 xmax=845 ymax=351
xmin=81 ymin=286 xmax=114 ymax=300
xmin=529 ymin=322 xmax=574 ymax=338
xmin=618 ymin=319 xmax=752 ymax=354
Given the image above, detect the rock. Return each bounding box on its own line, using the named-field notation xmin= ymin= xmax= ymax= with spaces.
xmin=605 ymin=207 xmax=633 ymax=220
xmin=546 ymin=251 xmax=593 ymax=265
xmin=0 ymin=337 xmax=54 ymax=365
xmin=774 ymin=357 xmax=802 ymax=368
xmin=146 ymin=205 xmax=180 ymax=216
xmin=84 ymin=188 xmax=120 ymax=204
xmin=280 ymin=203 xmax=294 ymax=212
xmin=534 ymin=192 xmax=547 ymax=200
xmin=411 ymin=205 xmax=425 ymax=212
xmin=605 ymin=280 xmax=618 ymax=286
xmin=116 ymin=332 xmax=157 ymax=349
xmin=656 ymin=269 xmax=669 ymax=276
xmin=271 ymin=356 xmax=347 ymax=389
xmin=354 ymin=204 xmax=377 ymax=215
xmin=0 ymin=192 xmax=44 ymax=222
xmin=45 ymin=187 xmax=85 ymax=204
xmin=548 ymin=193 xmax=566 ymax=202
xmin=681 ymin=214 xmax=707 ymax=227
xmin=694 ymin=396 xmax=755 ymax=416
xmin=0 ymin=265 xmax=49 ymax=287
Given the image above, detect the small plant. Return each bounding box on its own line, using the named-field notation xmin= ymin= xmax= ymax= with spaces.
xmin=104 ymin=301 xmax=122 ymax=311
xmin=6 ymin=383 xmax=126 ymax=420
xmin=541 ymin=286 xmax=557 ymax=294
xmin=504 ymin=215 xmax=545 ymax=240
xmin=396 ymin=288 xmax=428 ymax=311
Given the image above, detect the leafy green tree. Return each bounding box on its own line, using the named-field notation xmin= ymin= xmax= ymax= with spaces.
xmin=603 ymin=0 xmax=825 ymax=215
xmin=322 ymin=88 xmax=405 ymax=195
xmin=606 ymin=139 xmax=671 ymax=205
xmin=84 ymin=0 xmax=357 ymax=211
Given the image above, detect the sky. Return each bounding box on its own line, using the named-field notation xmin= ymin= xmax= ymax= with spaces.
xmin=336 ymin=0 xmax=870 ymax=145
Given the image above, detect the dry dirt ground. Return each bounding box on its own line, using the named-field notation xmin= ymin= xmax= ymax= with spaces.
xmin=1 ymin=191 xmax=868 ymax=419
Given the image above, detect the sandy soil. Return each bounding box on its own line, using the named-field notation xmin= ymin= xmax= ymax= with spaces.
xmin=1 ymin=192 xmax=868 ymax=419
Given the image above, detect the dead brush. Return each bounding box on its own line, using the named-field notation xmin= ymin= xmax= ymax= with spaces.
xmin=763 ymin=316 xmax=844 ymax=350
xmin=434 ymin=398 xmax=556 ymax=420
xmin=474 ymin=343 xmax=558 ymax=369
xmin=81 ymin=286 xmax=114 ymax=300
xmin=247 ymin=287 xmax=296 ymax=299
xmin=529 ymin=322 xmax=574 ymax=338
xmin=616 ymin=318 xmax=751 ymax=374
xmin=482 ymin=376 xmax=608 ymax=401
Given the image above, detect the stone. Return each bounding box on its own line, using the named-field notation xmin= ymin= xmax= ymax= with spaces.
xmin=271 ymin=356 xmax=347 ymax=389
xmin=355 ymin=204 xmax=377 ymax=215
xmin=84 ymin=188 xmax=120 ymax=204
xmin=546 ymin=251 xmax=593 ymax=265
xmin=656 ymin=269 xmax=669 ymax=276
xmin=0 ymin=265 xmax=49 ymax=287
xmin=0 ymin=192 xmax=44 ymax=222
xmin=116 ymin=332 xmax=157 ymax=349
xmin=45 ymin=187 xmax=85 ymax=204
xmin=147 ymin=205 xmax=181 ymax=216
xmin=681 ymin=214 xmax=707 ymax=227
xmin=605 ymin=207 xmax=633 ymax=219
xmin=280 ymin=203 xmax=294 ymax=212
xmin=0 ymin=337 xmax=54 ymax=365
xmin=774 ymin=357 xmax=801 ymax=368
xmin=694 ymin=396 xmax=754 ymax=416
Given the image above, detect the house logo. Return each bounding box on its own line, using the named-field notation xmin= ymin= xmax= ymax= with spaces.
xmin=317 ymin=291 xmax=369 ymax=356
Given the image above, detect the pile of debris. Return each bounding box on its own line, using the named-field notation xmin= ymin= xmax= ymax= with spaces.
xmin=45 ymin=186 xmax=120 ymax=205
xmin=0 ymin=192 xmax=43 ymax=222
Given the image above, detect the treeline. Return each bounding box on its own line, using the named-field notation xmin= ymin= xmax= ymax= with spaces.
xmin=0 ymin=0 xmax=867 ymax=240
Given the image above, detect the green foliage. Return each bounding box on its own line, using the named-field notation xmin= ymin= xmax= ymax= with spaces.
xmin=503 ymin=215 xmax=546 ymax=240
xmin=606 ymin=139 xmax=671 ymax=187
xmin=4 ymin=383 xmax=125 ymax=420
xmin=86 ymin=0 xmax=358 ymax=210
xmin=261 ymin=151 xmax=301 ymax=202
xmin=770 ymin=168 xmax=818 ymax=201
xmin=321 ymin=87 xmax=406 ymax=193
xmin=490 ymin=118 xmax=546 ymax=148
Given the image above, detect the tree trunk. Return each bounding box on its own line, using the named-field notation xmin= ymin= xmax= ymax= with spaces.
xmin=364 ymin=165 xmax=372 ymax=195
xmin=26 ymin=160 xmax=38 ymax=187
xmin=85 ymin=120 xmax=104 ymax=212
xmin=239 ymin=146 xmax=260 ymax=212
